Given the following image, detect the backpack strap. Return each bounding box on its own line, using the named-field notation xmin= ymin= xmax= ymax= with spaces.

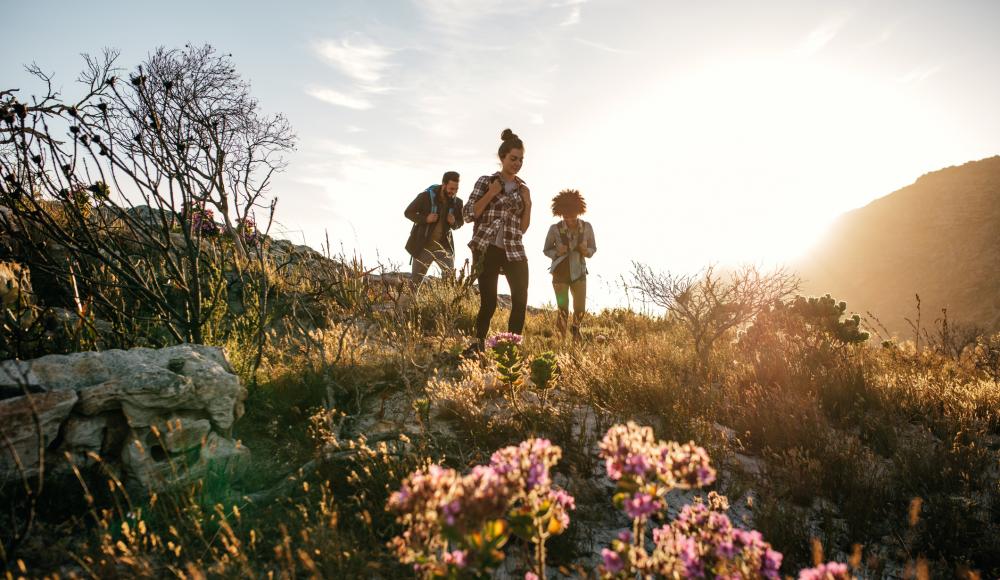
xmin=427 ymin=187 xmax=439 ymax=214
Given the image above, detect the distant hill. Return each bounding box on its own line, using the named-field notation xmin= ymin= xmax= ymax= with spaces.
xmin=798 ymin=156 xmax=1000 ymax=336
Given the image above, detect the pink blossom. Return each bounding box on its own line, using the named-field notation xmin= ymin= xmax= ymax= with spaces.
xmin=624 ymin=492 xmax=661 ymax=519
xmin=798 ymin=561 xmax=850 ymax=580
xmin=486 ymin=332 xmax=523 ymax=349
xmin=601 ymin=548 xmax=624 ymax=573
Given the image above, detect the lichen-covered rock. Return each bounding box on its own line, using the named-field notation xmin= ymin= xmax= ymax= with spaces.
xmin=0 ymin=389 xmax=78 ymax=479
xmin=0 ymin=344 xmax=249 ymax=490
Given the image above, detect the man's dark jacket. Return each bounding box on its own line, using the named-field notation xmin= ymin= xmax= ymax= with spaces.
xmin=404 ymin=185 xmax=464 ymax=258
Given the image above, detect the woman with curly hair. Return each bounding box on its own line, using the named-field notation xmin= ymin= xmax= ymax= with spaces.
xmin=543 ymin=189 xmax=596 ymax=340
xmin=462 ymin=129 xmax=532 ymax=354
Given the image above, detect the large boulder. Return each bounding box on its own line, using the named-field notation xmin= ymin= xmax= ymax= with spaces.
xmin=0 ymin=344 xmax=249 ymax=490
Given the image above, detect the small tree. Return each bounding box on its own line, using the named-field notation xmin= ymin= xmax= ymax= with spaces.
xmin=632 ymin=263 xmax=799 ymax=374
xmin=0 ymin=45 xmax=294 ymax=346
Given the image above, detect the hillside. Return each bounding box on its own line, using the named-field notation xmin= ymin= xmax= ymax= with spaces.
xmin=799 ymin=156 xmax=1000 ymax=336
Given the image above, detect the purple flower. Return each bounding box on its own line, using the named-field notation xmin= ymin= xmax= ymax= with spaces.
xmin=601 ymin=548 xmax=624 ymax=574
xmin=552 ymin=488 xmax=576 ymax=511
xmin=676 ymin=535 xmax=704 ymax=577
xmin=442 ymin=549 xmax=468 ymax=568
xmin=715 ymin=538 xmax=736 ymax=559
xmin=624 ymin=492 xmax=662 ymax=519
xmin=763 ymin=548 xmax=784 ymax=578
xmin=798 ymin=561 xmax=850 ymax=580
xmin=486 ymin=332 xmax=523 ymax=349
xmin=624 ymin=453 xmax=651 ymax=476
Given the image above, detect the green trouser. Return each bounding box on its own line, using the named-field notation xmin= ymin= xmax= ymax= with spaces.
xmin=553 ymin=276 xmax=586 ymax=337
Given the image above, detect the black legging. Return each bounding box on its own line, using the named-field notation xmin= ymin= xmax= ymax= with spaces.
xmin=475 ymin=245 xmax=529 ymax=341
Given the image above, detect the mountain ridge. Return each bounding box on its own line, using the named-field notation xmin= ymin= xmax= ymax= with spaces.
xmin=797 ymin=155 xmax=1000 ymax=336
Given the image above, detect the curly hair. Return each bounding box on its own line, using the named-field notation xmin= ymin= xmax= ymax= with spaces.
xmin=551 ymin=189 xmax=587 ymax=217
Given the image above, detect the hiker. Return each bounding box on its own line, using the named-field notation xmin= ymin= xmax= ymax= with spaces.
xmin=543 ymin=189 xmax=596 ymax=340
xmin=463 ymin=129 xmax=531 ymax=353
xmin=404 ymin=171 xmax=464 ymax=286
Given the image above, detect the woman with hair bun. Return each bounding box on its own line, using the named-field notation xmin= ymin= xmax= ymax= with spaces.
xmin=462 ymin=129 xmax=532 ymax=354
xmin=543 ymin=189 xmax=596 ymax=340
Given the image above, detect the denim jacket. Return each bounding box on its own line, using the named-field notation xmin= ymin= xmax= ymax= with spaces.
xmin=543 ymin=219 xmax=596 ymax=281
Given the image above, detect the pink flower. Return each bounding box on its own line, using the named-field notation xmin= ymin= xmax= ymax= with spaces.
xmin=442 ymin=549 xmax=468 ymax=568
xmin=624 ymin=492 xmax=662 ymax=519
xmin=486 ymin=332 xmax=523 ymax=349
xmin=524 ymin=573 xmax=539 ymax=580
xmin=798 ymin=561 xmax=850 ymax=580
xmin=601 ymin=548 xmax=624 ymax=573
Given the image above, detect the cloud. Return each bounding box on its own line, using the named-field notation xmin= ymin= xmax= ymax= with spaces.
xmin=414 ymin=0 xmax=548 ymax=35
xmin=793 ymin=14 xmax=851 ymax=58
xmin=555 ymin=0 xmax=586 ymax=26
xmin=314 ymin=35 xmax=393 ymax=84
xmin=305 ymin=87 xmax=373 ymax=110
xmin=315 ymin=138 xmax=367 ymax=157
xmin=897 ymin=64 xmax=942 ymax=84
xmin=560 ymin=5 xmax=582 ymax=26
xmin=574 ymin=37 xmax=635 ymax=55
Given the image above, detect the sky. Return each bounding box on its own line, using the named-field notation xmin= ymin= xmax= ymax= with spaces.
xmin=4 ymin=0 xmax=1000 ymax=308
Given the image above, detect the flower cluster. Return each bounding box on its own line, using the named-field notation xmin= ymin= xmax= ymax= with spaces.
xmin=598 ymin=423 xmax=777 ymax=579
xmin=600 ymin=421 xmax=715 ymax=498
xmin=486 ymin=332 xmax=523 ymax=349
xmin=387 ymin=438 xmax=574 ymax=579
xmin=600 ymin=498 xmax=784 ymax=580
xmin=237 ymin=215 xmax=261 ymax=246
xmin=190 ymin=204 xmax=219 ymax=236
xmin=798 ymin=561 xmax=852 ymax=580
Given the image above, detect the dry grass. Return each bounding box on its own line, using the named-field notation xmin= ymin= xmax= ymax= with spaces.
xmin=3 ymin=265 xmax=998 ymax=578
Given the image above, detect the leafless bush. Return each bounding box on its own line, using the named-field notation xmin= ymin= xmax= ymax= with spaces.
xmin=632 ymin=263 xmax=799 ymax=374
xmin=0 ymin=45 xmax=294 ymax=345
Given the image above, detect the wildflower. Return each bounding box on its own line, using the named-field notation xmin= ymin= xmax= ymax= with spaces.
xmin=601 ymin=548 xmax=624 ymax=574
xmin=624 ymin=492 xmax=661 ymax=520
xmin=658 ymin=441 xmax=716 ymax=489
xmin=525 ymin=573 xmax=539 ymax=580
xmin=388 ymin=437 xmax=574 ymax=577
xmin=189 ymin=204 xmax=219 ymax=236
xmin=442 ymin=549 xmax=468 ymax=568
xmin=237 ymin=215 xmax=261 ymax=246
xmin=486 ymin=332 xmax=523 ymax=349
xmin=798 ymin=561 xmax=851 ymax=580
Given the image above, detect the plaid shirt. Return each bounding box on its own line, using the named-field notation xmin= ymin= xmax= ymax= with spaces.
xmin=463 ymin=172 xmax=528 ymax=261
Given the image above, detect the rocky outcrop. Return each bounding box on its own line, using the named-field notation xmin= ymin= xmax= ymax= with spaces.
xmin=0 ymin=344 xmax=249 ymax=490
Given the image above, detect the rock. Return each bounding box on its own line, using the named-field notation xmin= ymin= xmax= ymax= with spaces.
xmin=157 ymin=416 xmax=212 ymax=453
xmin=63 ymin=414 xmax=109 ymax=452
xmin=0 ymin=261 xmax=32 ymax=308
xmin=121 ymin=430 xmax=250 ymax=490
xmin=0 ymin=389 xmax=78 ymax=479
xmin=0 ymin=344 xmax=249 ymax=490
xmin=0 ymin=344 xmax=245 ymax=431
xmin=81 ymin=367 xmax=198 ymax=423
xmin=196 ymin=432 xmax=251 ymax=478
